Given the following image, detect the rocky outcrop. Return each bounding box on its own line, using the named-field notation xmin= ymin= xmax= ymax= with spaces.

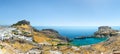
xmin=40 ymin=29 xmax=69 ymax=42
xmin=12 ymin=20 xmax=30 ymax=26
xmin=94 ymin=26 xmax=119 ymax=37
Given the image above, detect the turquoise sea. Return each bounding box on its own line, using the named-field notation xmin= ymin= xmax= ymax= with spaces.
xmin=35 ymin=26 xmax=120 ymax=46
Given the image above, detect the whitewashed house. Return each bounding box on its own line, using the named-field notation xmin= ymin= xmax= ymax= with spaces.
xmin=0 ymin=27 xmax=16 ymax=40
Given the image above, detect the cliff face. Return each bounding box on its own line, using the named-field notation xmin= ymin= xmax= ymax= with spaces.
xmin=94 ymin=26 xmax=119 ymax=37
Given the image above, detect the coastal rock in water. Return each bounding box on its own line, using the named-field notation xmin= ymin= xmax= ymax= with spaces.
xmin=94 ymin=26 xmax=119 ymax=37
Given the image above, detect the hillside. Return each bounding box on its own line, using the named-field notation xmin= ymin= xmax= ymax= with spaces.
xmin=11 ymin=20 xmax=69 ymax=45
xmin=0 ymin=20 xmax=120 ymax=54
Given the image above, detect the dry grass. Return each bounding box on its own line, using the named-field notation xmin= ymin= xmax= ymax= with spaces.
xmin=92 ymin=44 xmax=106 ymax=52
xmin=33 ymin=32 xmax=50 ymax=43
xmin=12 ymin=42 xmax=34 ymax=52
xmin=15 ymin=24 xmax=33 ymax=36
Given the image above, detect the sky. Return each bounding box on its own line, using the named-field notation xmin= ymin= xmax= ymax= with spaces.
xmin=0 ymin=0 xmax=120 ymax=26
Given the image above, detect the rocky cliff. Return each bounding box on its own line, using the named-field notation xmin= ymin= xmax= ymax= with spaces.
xmin=94 ymin=26 xmax=119 ymax=37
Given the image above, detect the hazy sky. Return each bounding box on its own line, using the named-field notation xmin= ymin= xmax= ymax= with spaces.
xmin=0 ymin=0 xmax=120 ymax=26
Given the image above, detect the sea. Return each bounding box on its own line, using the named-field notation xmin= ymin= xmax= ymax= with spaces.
xmin=34 ymin=26 xmax=120 ymax=46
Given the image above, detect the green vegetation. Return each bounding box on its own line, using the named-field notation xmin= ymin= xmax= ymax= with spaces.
xmin=49 ymin=36 xmax=55 ymax=38
xmin=12 ymin=30 xmax=19 ymax=35
xmin=21 ymin=31 xmax=31 ymax=36
xmin=0 ymin=45 xmax=4 ymax=49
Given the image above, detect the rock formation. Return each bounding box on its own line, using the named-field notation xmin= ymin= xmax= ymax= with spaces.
xmin=94 ymin=26 xmax=119 ymax=37
xmin=12 ymin=20 xmax=30 ymax=26
xmin=40 ymin=29 xmax=69 ymax=42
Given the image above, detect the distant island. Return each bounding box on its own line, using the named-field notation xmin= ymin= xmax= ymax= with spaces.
xmin=0 ymin=20 xmax=120 ymax=54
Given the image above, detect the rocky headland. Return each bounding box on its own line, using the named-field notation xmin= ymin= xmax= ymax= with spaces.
xmin=94 ymin=26 xmax=119 ymax=38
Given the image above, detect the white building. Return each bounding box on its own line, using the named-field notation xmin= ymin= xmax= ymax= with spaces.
xmin=0 ymin=27 xmax=16 ymax=40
